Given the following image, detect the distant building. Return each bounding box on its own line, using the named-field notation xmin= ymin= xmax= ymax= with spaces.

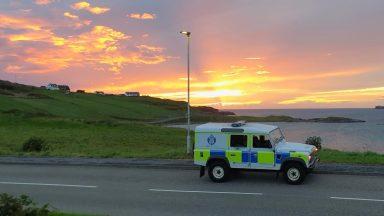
xmin=58 ymin=85 xmax=70 ymax=92
xmin=124 ymin=92 xmax=140 ymax=97
xmin=95 ymin=91 xmax=105 ymax=95
xmin=46 ymin=83 xmax=59 ymax=90
xmin=76 ymin=90 xmax=85 ymax=93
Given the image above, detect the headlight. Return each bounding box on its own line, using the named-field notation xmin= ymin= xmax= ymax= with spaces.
xmin=308 ymin=155 xmax=312 ymax=161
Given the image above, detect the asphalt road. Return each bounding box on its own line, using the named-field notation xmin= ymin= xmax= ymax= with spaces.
xmin=0 ymin=164 xmax=383 ymax=216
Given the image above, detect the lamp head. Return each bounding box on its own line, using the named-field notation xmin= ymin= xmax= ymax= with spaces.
xmin=180 ymin=31 xmax=191 ymax=37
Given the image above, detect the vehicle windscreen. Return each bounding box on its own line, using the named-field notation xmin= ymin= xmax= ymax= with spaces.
xmin=269 ymin=128 xmax=284 ymax=145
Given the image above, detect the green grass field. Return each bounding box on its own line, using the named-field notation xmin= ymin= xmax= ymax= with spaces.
xmin=0 ymin=80 xmax=193 ymax=158
xmin=0 ymin=80 xmax=383 ymax=164
xmin=0 ymin=114 xmax=187 ymax=158
xmin=319 ymin=149 xmax=384 ymax=165
xmin=0 ymin=83 xmax=192 ymax=122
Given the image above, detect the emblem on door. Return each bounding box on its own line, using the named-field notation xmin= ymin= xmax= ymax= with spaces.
xmin=207 ymin=135 xmax=216 ymax=145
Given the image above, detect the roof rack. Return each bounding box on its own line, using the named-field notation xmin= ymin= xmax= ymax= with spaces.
xmin=231 ymin=121 xmax=246 ymax=127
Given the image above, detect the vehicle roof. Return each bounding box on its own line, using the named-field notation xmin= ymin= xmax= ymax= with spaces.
xmin=195 ymin=122 xmax=278 ymax=134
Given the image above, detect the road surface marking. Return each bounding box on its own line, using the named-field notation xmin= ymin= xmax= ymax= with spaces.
xmin=330 ymin=197 xmax=384 ymax=202
xmin=0 ymin=181 xmax=97 ymax=188
xmin=149 ymin=189 xmax=262 ymax=196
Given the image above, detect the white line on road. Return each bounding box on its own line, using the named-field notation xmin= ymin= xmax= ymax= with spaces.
xmin=0 ymin=181 xmax=97 ymax=188
xmin=330 ymin=197 xmax=384 ymax=202
xmin=149 ymin=189 xmax=262 ymax=196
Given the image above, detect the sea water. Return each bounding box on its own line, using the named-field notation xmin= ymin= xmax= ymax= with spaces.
xmin=228 ymin=109 xmax=384 ymax=153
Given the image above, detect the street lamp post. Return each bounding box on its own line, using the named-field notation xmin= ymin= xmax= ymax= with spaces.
xmin=180 ymin=31 xmax=192 ymax=154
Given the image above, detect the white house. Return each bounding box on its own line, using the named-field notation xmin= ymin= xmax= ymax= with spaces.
xmin=124 ymin=92 xmax=140 ymax=97
xmin=46 ymin=83 xmax=59 ymax=90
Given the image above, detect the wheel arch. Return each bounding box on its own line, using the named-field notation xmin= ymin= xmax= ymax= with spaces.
xmin=207 ymin=156 xmax=230 ymax=168
xmin=280 ymin=157 xmax=307 ymax=171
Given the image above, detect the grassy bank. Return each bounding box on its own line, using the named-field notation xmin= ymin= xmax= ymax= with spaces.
xmin=319 ymin=149 xmax=384 ymax=165
xmin=1 ymin=114 xmax=383 ymax=164
xmin=0 ymin=80 xmax=381 ymax=164
xmin=0 ymin=114 xmax=187 ymax=159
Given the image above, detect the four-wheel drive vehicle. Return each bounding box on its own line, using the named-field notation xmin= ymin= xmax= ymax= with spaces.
xmin=194 ymin=121 xmax=319 ymax=184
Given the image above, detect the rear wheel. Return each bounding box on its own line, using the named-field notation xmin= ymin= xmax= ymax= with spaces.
xmin=208 ymin=161 xmax=230 ymax=183
xmin=283 ymin=162 xmax=306 ymax=185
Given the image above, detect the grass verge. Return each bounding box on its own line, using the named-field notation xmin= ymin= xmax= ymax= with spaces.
xmin=0 ymin=114 xmax=383 ymax=164
xmin=319 ymin=149 xmax=384 ymax=165
xmin=0 ymin=114 xmax=188 ymax=159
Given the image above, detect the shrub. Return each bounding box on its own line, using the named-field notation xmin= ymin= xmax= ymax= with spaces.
xmin=22 ymin=137 xmax=46 ymax=152
xmin=305 ymin=136 xmax=322 ymax=150
xmin=0 ymin=193 xmax=50 ymax=216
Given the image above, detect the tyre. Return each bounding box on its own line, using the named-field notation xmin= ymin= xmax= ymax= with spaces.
xmin=208 ymin=160 xmax=230 ymax=183
xmin=283 ymin=162 xmax=306 ymax=185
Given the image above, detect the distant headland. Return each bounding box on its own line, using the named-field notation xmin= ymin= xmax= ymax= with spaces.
xmin=375 ymin=106 xmax=384 ymax=109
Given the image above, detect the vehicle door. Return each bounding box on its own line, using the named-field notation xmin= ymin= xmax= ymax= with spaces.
xmin=250 ymin=134 xmax=276 ymax=169
xmin=226 ymin=134 xmax=250 ymax=168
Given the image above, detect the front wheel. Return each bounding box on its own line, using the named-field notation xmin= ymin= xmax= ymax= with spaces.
xmin=283 ymin=163 xmax=306 ymax=185
xmin=208 ymin=161 xmax=230 ymax=183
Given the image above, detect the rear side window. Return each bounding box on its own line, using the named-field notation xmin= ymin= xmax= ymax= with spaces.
xmin=230 ymin=135 xmax=247 ymax=147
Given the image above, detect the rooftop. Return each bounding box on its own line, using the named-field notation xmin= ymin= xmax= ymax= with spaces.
xmin=195 ymin=122 xmax=278 ymax=134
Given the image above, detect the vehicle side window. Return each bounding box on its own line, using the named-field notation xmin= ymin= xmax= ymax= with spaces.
xmin=253 ymin=135 xmax=272 ymax=148
xmin=230 ymin=135 xmax=247 ymax=148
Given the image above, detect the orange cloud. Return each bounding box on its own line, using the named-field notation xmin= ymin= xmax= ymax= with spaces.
xmin=136 ymin=44 xmax=164 ymax=52
xmin=192 ymin=99 xmax=264 ymax=109
xmin=0 ymin=14 xmax=44 ymax=31
xmin=64 ymin=12 xmax=78 ymax=19
xmin=5 ymin=65 xmax=22 ymax=73
xmin=151 ymin=89 xmax=243 ymax=99
xmin=63 ymin=12 xmax=91 ymax=29
xmin=279 ymin=86 xmax=384 ymax=105
xmin=34 ymin=0 xmax=55 ymax=5
xmin=244 ymin=57 xmax=262 ymax=60
xmin=129 ymin=13 xmax=156 ymax=20
xmin=71 ymin=1 xmax=110 ymax=14
xmin=0 ymin=14 xmax=168 ymax=74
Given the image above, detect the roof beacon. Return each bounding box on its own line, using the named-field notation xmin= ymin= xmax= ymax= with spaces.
xmin=231 ymin=121 xmax=246 ymax=127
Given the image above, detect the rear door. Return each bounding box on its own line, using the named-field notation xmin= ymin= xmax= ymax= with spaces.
xmin=226 ymin=134 xmax=250 ymax=168
xmin=250 ymin=134 xmax=276 ymax=169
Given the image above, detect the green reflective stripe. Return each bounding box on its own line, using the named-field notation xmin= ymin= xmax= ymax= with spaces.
xmin=290 ymin=152 xmax=309 ymax=164
xmin=257 ymin=151 xmax=274 ymax=164
xmin=194 ymin=149 xmax=210 ymax=162
xmin=226 ymin=134 xmax=230 ymax=147
xmin=226 ymin=150 xmax=242 ymax=163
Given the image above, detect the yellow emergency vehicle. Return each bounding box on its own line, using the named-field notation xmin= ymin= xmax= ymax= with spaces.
xmin=194 ymin=121 xmax=319 ymax=184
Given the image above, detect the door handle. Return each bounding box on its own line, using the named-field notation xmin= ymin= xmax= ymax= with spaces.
xmin=230 ymin=154 xmax=236 ymax=156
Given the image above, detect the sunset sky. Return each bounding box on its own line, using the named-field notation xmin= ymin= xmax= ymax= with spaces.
xmin=0 ymin=0 xmax=383 ymax=108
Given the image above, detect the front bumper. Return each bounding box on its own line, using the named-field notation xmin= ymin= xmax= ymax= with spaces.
xmin=308 ymin=156 xmax=319 ymax=169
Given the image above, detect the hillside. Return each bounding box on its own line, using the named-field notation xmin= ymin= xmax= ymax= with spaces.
xmin=0 ymin=80 xmax=364 ymax=124
xmin=0 ymin=80 xmax=365 ymax=159
xmin=0 ymin=80 xmax=238 ymax=158
xmin=0 ymin=80 xmax=231 ymax=122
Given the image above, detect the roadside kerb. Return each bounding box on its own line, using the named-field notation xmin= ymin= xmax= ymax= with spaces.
xmin=0 ymin=157 xmax=383 ymax=176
